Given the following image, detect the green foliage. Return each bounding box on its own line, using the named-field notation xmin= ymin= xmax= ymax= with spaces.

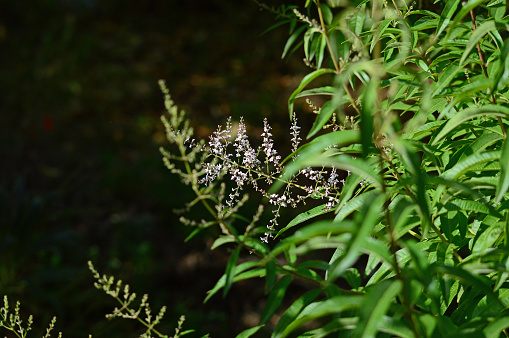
xmin=159 ymin=0 xmax=509 ymax=336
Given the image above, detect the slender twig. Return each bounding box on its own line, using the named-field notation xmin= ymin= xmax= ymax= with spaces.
xmin=469 ymin=9 xmax=507 ymax=137
xmin=380 ymin=160 xmax=422 ymax=338
xmin=316 ymin=0 xmax=362 ymax=116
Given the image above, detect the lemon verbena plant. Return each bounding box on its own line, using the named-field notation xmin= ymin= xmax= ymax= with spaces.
xmin=159 ymin=0 xmax=509 ymax=336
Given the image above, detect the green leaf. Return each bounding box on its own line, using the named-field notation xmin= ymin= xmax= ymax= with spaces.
xmin=430 ymin=61 xmax=462 ymax=98
xmin=236 ymin=325 xmax=265 ymax=338
xmin=370 ymin=18 xmax=394 ymax=53
xmin=493 ymin=39 xmax=509 ymax=91
xmin=436 ymin=0 xmax=460 ymax=37
xmin=435 ymin=265 xmax=502 ymax=307
xmin=205 ymin=261 xmax=263 ymax=303
xmin=278 ymin=295 xmax=362 ymax=337
xmin=276 ymin=204 xmax=332 ymax=239
xmin=360 ymin=77 xmax=377 ymax=158
xmin=328 ymin=156 xmax=382 ymax=189
xmin=270 ymin=220 xmax=356 ymax=258
xmin=442 ymin=151 xmax=500 ymax=180
xmin=295 ymin=86 xmax=335 ymax=99
xmin=448 ymin=0 xmax=486 ymax=35
xmin=282 ymin=25 xmax=307 ymax=59
xmin=472 ymin=224 xmax=503 ymax=256
xmin=439 ymin=199 xmax=499 ymax=218
xmin=265 ymin=260 xmax=277 ymax=294
xmin=260 ymin=275 xmax=293 ymax=324
xmin=362 ymin=237 xmax=396 ymax=269
xmin=483 ymin=316 xmax=509 ymax=338
xmin=211 ymin=236 xmax=236 ymax=250
xmin=344 ymin=268 xmax=361 ymax=289
xmin=327 ymin=193 xmax=385 ymax=282
xmin=496 ymin=136 xmax=509 ymax=203
xmin=224 ymin=246 xmax=241 ymax=297
xmin=433 ymin=105 xmax=509 ymax=145
xmin=459 ymin=133 xmax=504 ymax=162
xmin=405 ymin=240 xmax=432 ymax=285
xmin=352 ymin=280 xmax=402 ymax=338
xmin=275 ymin=130 xmax=360 ymax=192
xmin=378 ymin=316 xmax=415 ymax=337
xmin=335 ymin=190 xmax=378 ymax=222
xmin=288 ymin=68 xmax=337 ymax=118
xmin=460 ymin=20 xmax=496 ymax=66
xmin=317 ymin=34 xmax=327 ymax=69
xmin=272 ymin=289 xmax=322 ymax=338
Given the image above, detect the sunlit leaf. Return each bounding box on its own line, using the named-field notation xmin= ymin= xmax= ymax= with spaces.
xmin=288 ymin=68 xmax=337 ymax=118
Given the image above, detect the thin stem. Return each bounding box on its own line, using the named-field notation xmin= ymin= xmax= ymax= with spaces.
xmin=380 ymin=165 xmax=422 ymax=337
xmin=316 ymin=0 xmax=340 ymax=72
xmin=378 ymin=144 xmax=463 ymax=262
xmin=316 ymin=0 xmax=362 ymax=116
xmin=469 ymin=9 xmax=507 ymax=137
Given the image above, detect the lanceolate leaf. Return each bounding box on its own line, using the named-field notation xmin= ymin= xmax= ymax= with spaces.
xmin=272 ymin=289 xmax=322 ymax=338
xmin=278 ymin=295 xmax=363 ymax=337
xmin=295 ymin=86 xmax=335 ymax=99
xmin=483 ymin=316 xmax=509 ymax=338
xmin=335 ymin=190 xmax=378 ymax=222
xmin=495 ymin=136 xmax=509 ymax=203
xmin=236 ymin=325 xmax=265 ymax=338
xmin=435 ymin=265 xmax=503 ymax=307
xmin=430 ymin=61 xmax=462 ymax=98
xmin=205 ymin=261 xmax=263 ymax=303
xmin=224 ymin=246 xmax=241 ymax=297
xmin=436 ymin=0 xmax=461 ymax=37
xmin=281 ymin=129 xmax=360 ymax=166
xmin=442 ymin=151 xmax=501 ymax=180
xmin=288 ymin=68 xmax=337 ymax=118
xmin=460 ymin=20 xmax=496 ymax=66
xmin=433 ymin=106 xmax=509 ymax=145
xmin=276 ymin=204 xmax=332 ymax=238
xmin=259 ymin=275 xmax=293 ymax=324
xmin=327 ymin=193 xmax=384 ymax=283
xmin=269 ymin=221 xmax=356 ymax=258
xmin=360 ymin=77 xmax=377 ymax=158
xmin=448 ymin=0 xmax=487 ymax=35
xmin=282 ymin=25 xmax=307 ymax=59
xmin=275 ymin=131 xmax=361 ymax=192
xmin=352 ymin=280 xmax=402 ymax=338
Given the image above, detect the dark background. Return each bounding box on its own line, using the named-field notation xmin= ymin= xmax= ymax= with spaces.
xmin=0 ymin=0 xmax=310 ymax=336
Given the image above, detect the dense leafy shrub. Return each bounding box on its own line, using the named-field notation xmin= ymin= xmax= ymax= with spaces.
xmin=5 ymin=0 xmax=509 ymax=336
xmin=159 ymin=0 xmax=509 ymax=336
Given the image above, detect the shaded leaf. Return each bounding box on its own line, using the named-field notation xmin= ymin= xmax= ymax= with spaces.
xmin=260 ymin=275 xmax=293 ymax=324
xmin=352 ymin=280 xmax=402 ymax=338
xmin=272 ymin=289 xmax=322 ymax=338
xmin=224 ymin=246 xmax=241 ymax=297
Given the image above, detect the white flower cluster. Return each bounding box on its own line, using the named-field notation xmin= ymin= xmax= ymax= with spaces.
xmin=197 ymin=114 xmax=362 ymax=243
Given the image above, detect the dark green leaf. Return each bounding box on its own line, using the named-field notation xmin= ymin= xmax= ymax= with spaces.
xmin=224 ymin=246 xmax=241 ymax=297
xmin=282 ymin=25 xmax=307 ymax=59
xmin=260 ymin=275 xmax=293 ymax=324
xmin=496 ymin=136 xmax=509 ymax=203
xmin=352 ymin=280 xmax=402 ymax=337
xmin=272 ymin=289 xmax=322 ymax=338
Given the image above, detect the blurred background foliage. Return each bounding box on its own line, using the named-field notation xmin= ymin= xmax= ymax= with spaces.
xmin=0 ymin=0 xmax=309 ymax=336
